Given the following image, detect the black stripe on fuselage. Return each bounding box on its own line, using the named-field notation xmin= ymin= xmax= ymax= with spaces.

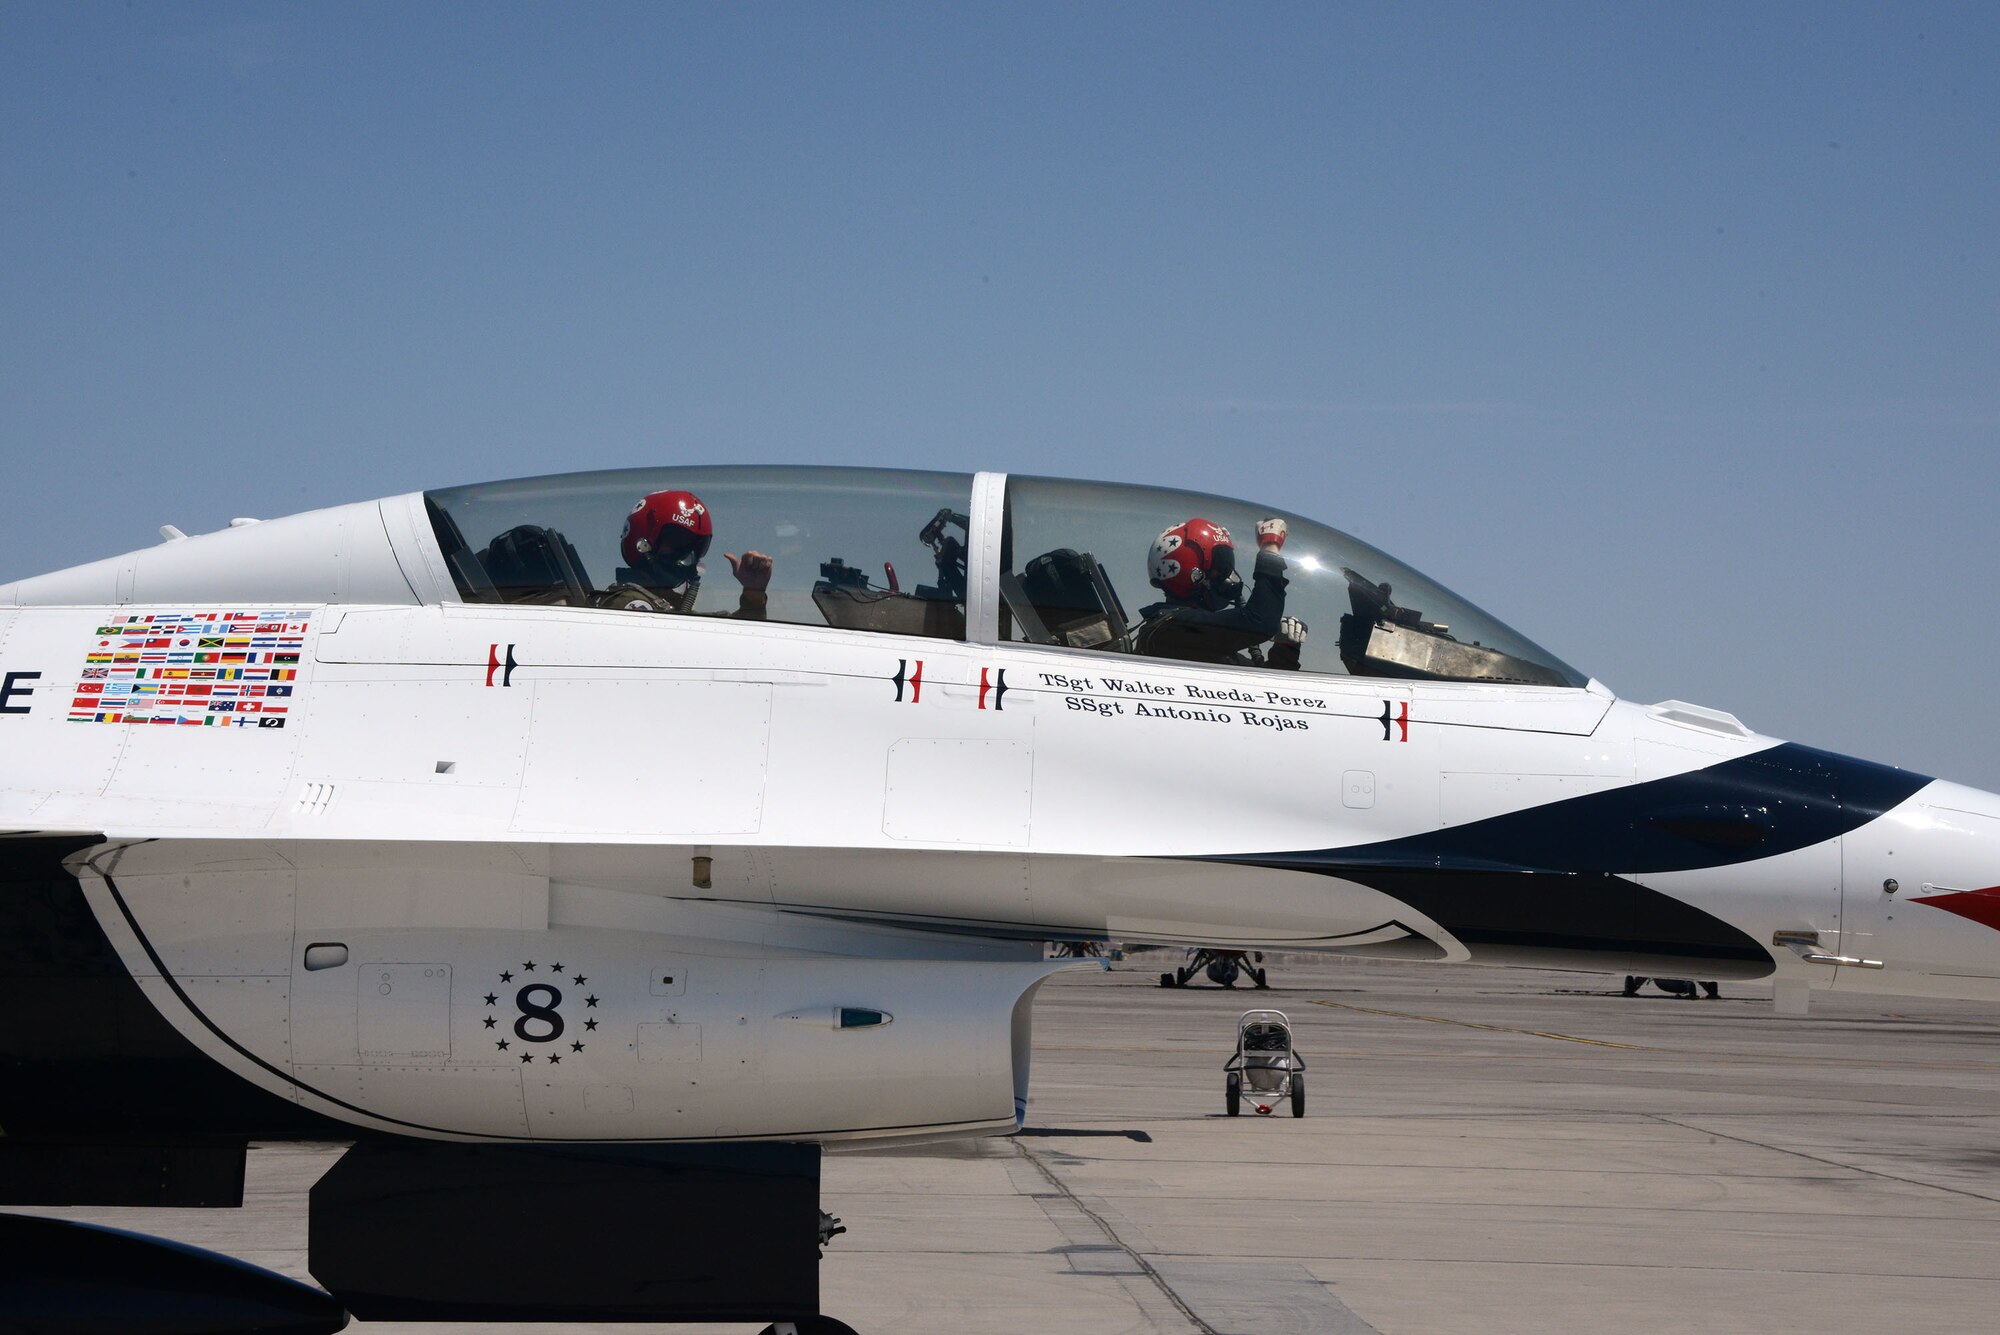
xmin=1204 ymin=743 xmax=1932 ymax=978
xmin=1318 ymin=742 xmax=1929 ymax=876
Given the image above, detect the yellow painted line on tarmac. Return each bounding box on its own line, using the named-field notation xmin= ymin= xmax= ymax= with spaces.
xmin=1307 ymin=998 xmax=1655 ymax=1050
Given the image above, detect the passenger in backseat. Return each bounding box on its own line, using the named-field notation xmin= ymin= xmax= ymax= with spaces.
xmin=598 ymin=489 xmax=773 ymax=617
xmin=1137 ymin=516 xmax=1306 ymax=668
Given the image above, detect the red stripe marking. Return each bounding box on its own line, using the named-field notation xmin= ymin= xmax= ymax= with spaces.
xmin=485 ymin=643 xmax=500 ymax=688
xmin=909 ymin=660 xmax=923 ymax=703
xmin=978 ymin=667 xmax=991 ymax=710
xmin=1912 ymin=886 xmax=2000 ymax=932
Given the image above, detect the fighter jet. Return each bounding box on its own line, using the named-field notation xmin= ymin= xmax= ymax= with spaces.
xmin=2 ymin=465 xmax=1994 ymax=1332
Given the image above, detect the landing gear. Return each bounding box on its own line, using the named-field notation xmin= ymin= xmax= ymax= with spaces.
xmin=1161 ymin=949 xmax=1269 ymax=988
xmin=1623 ymin=976 xmax=1722 ymax=999
xmin=753 ymin=1219 xmax=854 ymax=1332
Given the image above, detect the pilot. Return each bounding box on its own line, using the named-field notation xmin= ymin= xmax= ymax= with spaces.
xmin=598 ymin=489 xmax=774 ymax=617
xmin=1136 ymin=516 xmax=1306 ymax=669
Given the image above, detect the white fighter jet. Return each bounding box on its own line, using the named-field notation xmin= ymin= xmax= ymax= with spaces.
xmin=1 ymin=466 xmax=1994 ymax=1333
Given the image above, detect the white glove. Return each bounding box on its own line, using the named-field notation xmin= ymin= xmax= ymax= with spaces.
xmin=1255 ymin=517 xmax=1288 ymax=550
xmin=1276 ymin=616 xmax=1307 ymax=646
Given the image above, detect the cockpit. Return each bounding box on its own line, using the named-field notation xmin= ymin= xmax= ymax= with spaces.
xmin=425 ymin=467 xmax=973 ymax=638
xmin=423 ymin=467 xmax=1586 ymax=689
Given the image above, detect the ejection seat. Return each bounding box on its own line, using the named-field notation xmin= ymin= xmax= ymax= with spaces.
xmin=476 ymin=525 xmax=595 ymax=606
xmin=1000 ymin=548 xmax=1131 ymax=651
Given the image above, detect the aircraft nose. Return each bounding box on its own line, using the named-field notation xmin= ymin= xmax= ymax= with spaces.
xmin=1894 ymin=781 xmax=2000 ymax=929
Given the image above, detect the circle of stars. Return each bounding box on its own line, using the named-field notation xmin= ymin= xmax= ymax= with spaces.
xmin=485 ymin=960 xmax=600 ymax=1064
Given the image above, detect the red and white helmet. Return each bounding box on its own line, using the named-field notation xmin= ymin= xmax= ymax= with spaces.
xmin=1149 ymin=517 xmax=1233 ymax=600
xmin=620 ymin=489 xmax=713 ymax=578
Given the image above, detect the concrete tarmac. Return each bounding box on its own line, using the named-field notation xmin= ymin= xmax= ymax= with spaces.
xmin=18 ymin=954 xmax=2000 ymax=1333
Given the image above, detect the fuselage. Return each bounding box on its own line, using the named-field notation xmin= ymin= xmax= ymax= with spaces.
xmin=2 ymin=467 xmax=1994 ymax=1146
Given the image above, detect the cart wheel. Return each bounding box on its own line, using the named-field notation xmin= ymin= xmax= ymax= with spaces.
xmin=1290 ymin=1075 xmax=1305 ymax=1118
xmin=758 ymin=1319 xmax=860 ymax=1335
xmin=1251 ymin=968 xmax=1269 ymax=989
xmin=1177 ymin=967 xmax=1193 ymax=985
xmin=1159 ymin=972 xmax=1177 ymax=988
xmin=1226 ymin=1072 xmax=1241 ymax=1117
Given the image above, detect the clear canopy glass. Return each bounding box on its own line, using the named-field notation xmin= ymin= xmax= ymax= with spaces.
xmin=423 ymin=466 xmax=1585 ymax=687
xmin=998 ymin=474 xmax=1585 ymax=687
xmin=426 ymin=467 xmax=974 ymax=640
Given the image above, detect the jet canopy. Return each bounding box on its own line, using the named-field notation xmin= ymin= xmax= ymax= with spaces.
xmin=423 ymin=467 xmax=1586 ymax=689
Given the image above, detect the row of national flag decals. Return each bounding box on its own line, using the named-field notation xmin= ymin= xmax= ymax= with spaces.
xmin=70 ymin=610 xmax=311 ymax=728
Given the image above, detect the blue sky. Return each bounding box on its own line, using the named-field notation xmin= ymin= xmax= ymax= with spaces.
xmin=3 ymin=3 xmax=1995 ymax=786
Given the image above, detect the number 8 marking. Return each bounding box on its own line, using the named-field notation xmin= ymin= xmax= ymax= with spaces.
xmin=514 ymin=983 xmax=565 ymax=1042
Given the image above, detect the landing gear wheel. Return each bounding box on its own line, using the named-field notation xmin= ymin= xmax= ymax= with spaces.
xmin=1290 ymin=1075 xmax=1305 ymax=1118
xmin=1226 ymin=1072 xmax=1241 ymax=1117
xmin=760 ymin=1319 xmax=861 ymax=1335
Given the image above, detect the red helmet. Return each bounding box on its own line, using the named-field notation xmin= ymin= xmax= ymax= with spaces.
xmin=1149 ymin=517 xmax=1233 ymax=600
xmin=620 ymin=489 xmax=713 ymax=577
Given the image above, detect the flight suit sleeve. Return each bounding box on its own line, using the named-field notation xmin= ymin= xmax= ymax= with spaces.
xmin=1236 ymin=548 xmax=1289 ymax=638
